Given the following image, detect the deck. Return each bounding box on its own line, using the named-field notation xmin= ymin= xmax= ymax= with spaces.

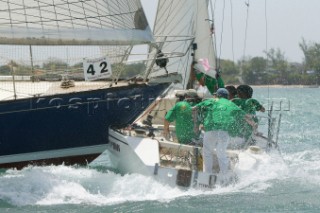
xmin=0 ymin=80 xmax=132 ymax=101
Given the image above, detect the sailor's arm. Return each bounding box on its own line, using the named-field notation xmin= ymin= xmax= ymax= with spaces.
xmin=244 ymin=114 xmax=258 ymax=131
xmin=163 ymin=119 xmax=170 ymax=138
xmin=192 ymin=106 xmax=200 ymax=133
xmin=216 ymin=69 xmax=225 ymax=88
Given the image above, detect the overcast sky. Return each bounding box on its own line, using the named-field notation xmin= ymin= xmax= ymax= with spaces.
xmin=141 ymin=0 xmax=320 ymax=63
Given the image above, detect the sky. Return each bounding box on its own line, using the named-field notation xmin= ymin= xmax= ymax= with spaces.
xmin=141 ymin=0 xmax=320 ymax=63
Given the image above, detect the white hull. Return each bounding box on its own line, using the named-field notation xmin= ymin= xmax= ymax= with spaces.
xmin=107 ymin=128 xmax=269 ymax=189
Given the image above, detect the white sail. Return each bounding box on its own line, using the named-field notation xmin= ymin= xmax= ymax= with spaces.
xmin=0 ymin=0 xmax=153 ymax=46
xmin=0 ymin=0 xmax=155 ymax=101
xmin=148 ymin=0 xmax=217 ymax=86
xmin=193 ymin=0 xmax=217 ymax=78
xmin=147 ymin=0 xmax=195 ymax=88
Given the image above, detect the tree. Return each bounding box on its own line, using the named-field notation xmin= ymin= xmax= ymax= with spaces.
xmin=219 ymin=59 xmax=240 ymax=84
xmin=114 ymin=62 xmax=146 ymax=79
xmin=240 ymin=57 xmax=267 ymax=85
xmin=0 ymin=65 xmax=11 ymax=75
xmin=299 ymin=38 xmax=320 ymax=84
xmin=265 ymin=48 xmax=289 ymax=84
xmin=250 ymin=57 xmax=267 ymax=73
xmin=43 ymin=58 xmax=68 ymax=72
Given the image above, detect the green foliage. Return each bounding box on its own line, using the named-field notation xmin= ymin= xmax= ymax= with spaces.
xmin=217 ymin=41 xmax=320 ymax=85
xmin=240 ymin=57 xmax=268 ymax=84
xmin=219 ymin=59 xmax=239 ymax=75
xmin=222 ymin=75 xmax=239 ymax=85
xmin=0 ymin=65 xmax=11 ymax=75
xmin=299 ymin=38 xmax=320 ymax=84
xmin=300 ymin=38 xmax=320 ymax=71
xmin=250 ymin=57 xmax=267 ymax=74
xmin=116 ymin=62 xmax=146 ymax=79
xmin=43 ymin=58 xmax=68 ymax=71
xmin=218 ymin=59 xmax=241 ymax=84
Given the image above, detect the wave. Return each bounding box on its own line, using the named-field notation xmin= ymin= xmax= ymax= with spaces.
xmin=1 ymin=148 xmax=319 ymax=207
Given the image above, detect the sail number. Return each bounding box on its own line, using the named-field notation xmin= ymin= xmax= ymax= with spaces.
xmin=87 ymin=61 xmax=109 ymax=75
xmin=83 ymin=57 xmax=112 ymax=81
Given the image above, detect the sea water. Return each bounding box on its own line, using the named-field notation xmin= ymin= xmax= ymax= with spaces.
xmin=1 ymin=87 xmax=320 ymax=212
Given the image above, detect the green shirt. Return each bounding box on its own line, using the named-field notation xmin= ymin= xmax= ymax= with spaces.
xmin=196 ymin=98 xmax=253 ymax=139
xmin=233 ymin=97 xmax=264 ymax=139
xmin=195 ymin=72 xmax=224 ymax=94
xmin=165 ymin=101 xmax=197 ymax=144
xmin=196 ymin=98 xmax=245 ymax=133
xmin=232 ymin=98 xmax=263 ymax=115
xmin=232 ymin=98 xmax=246 ymax=111
xmin=229 ymin=112 xmax=253 ymax=140
xmin=245 ymin=98 xmax=264 ymax=114
xmin=233 ymin=98 xmax=263 ymax=123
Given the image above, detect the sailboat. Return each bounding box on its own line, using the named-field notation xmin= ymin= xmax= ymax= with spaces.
xmin=106 ymin=0 xmax=282 ymax=189
xmin=0 ymin=0 xmax=175 ymax=169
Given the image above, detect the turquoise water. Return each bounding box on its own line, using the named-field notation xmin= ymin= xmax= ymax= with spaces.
xmin=1 ymin=87 xmax=320 ymax=212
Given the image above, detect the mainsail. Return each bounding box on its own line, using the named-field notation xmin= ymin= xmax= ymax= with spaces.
xmin=0 ymin=0 xmax=153 ymax=46
xmin=148 ymin=0 xmax=217 ymax=88
xmin=0 ymin=0 xmax=154 ymax=100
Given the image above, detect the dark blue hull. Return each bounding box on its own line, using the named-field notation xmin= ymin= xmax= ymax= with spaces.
xmin=0 ymin=82 xmax=169 ymax=169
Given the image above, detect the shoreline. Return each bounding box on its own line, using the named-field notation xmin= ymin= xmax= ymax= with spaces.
xmin=251 ymin=85 xmax=319 ymax=88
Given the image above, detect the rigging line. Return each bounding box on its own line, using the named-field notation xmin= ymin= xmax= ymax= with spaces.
xmin=74 ymin=0 xmax=134 ymax=26
xmin=1 ymin=7 xmax=95 ymax=27
xmin=52 ymin=0 xmax=115 ymax=20
xmin=80 ymin=0 xmax=89 ymax=28
xmin=148 ymin=1 xmax=187 ymax=78
xmin=210 ymin=0 xmax=218 ymax=70
xmin=243 ymin=0 xmax=250 ymax=59
xmin=22 ymin=0 xmax=28 ymax=28
xmin=22 ymin=0 xmax=135 ymax=28
xmin=92 ymin=1 xmax=102 ymax=28
xmin=264 ymin=0 xmax=270 ymax=110
xmin=155 ymin=2 xmax=175 ymax=36
xmin=36 ymin=0 xmax=45 ymax=31
xmin=51 ymin=0 xmax=60 ymax=32
xmin=183 ymin=49 xmax=192 ymax=89
xmin=238 ymin=0 xmax=250 ymax=82
xmin=229 ymin=0 xmax=235 ymax=62
xmin=9 ymin=0 xmax=139 ymax=30
xmin=155 ymin=4 xmax=192 ymax=46
xmin=218 ymin=0 xmax=226 ymax=70
xmin=6 ymin=0 xmax=13 ymax=29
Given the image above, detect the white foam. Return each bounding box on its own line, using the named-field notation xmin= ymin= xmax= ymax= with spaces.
xmin=1 ymin=149 xmax=319 ymax=206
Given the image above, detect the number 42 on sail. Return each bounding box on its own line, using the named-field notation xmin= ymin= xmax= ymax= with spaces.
xmin=83 ymin=57 xmax=112 ymax=81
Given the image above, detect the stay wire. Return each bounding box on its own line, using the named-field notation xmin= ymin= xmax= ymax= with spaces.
xmin=217 ymin=0 xmax=226 ymax=70
xmin=229 ymin=0 xmax=235 ymax=62
xmin=243 ymin=0 xmax=250 ymax=59
xmin=211 ymin=0 xmax=219 ymax=70
xmin=264 ymin=0 xmax=270 ymax=110
xmin=238 ymin=0 xmax=250 ymax=81
xmin=209 ymin=0 xmax=217 ymax=70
